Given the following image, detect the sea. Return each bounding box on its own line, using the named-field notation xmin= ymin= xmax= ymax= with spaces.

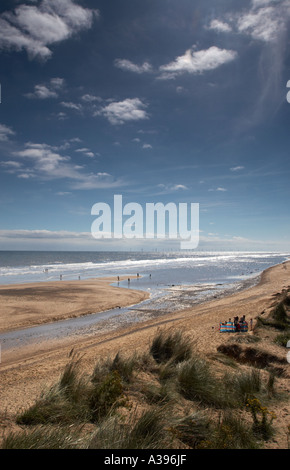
xmin=1 ymin=250 xmax=290 ymax=287
xmin=0 ymin=251 xmax=289 ymax=353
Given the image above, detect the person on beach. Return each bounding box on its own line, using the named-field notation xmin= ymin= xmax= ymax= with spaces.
xmin=234 ymin=316 xmax=239 ymax=331
xmin=227 ymin=318 xmax=234 ymax=333
xmin=219 ymin=316 xmax=249 ymax=333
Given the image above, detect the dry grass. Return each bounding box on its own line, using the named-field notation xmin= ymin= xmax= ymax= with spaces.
xmin=5 ymin=327 xmax=287 ymax=449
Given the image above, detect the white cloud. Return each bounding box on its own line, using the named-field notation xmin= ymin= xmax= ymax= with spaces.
xmin=81 ymin=94 xmax=102 ymax=103
xmin=252 ymin=0 xmax=281 ymax=8
xmin=60 ymin=101 xmax=83 ymax=112
xmin=176 ymin=86 xmax=186 ymax=94
xmin=97 ymin=98 xmax=149 ymax=125
xmin=75 ymin=147 xmax=90 ymax=153
xmin=159 ymin=46 xmax=237 ymax=78
xmin=0 ymin=0 xmax=99 ymax=60
xmin=25 ymin=78 xmax=64 ymax=99
xmin=142 ymin=143 xmax=152 ymax=149
xmin=57 ymin=112 xmax=68 ymax=120
xmin=0 ymin=123 xmax=15 ymax=141
xmin=209 ymin=187 xmax=227 ymax=192
xmin=50 ymin=77 xmax=64 ymax=89
xmin=237 ymin=6 xmax=286 ymax=42
xmin=75 ymin=148 xmax=95 ymax=158
xmin=18 ymin=171 xmax=35 ymax=179
xmin=114 ymin=59 xmax=153 ymax=74
xmin=0 ymin=229 xmax=92 ymax=240
xmin=171 ymin=184 xmax=189 ymax=190
xmin=207 ymin=1 xmax=290 ymax=45
xmin=31 ymin=85 xmax=58 ymax=99
xmin=0 ymin=160 xmax=22 ymax=169
xmin=72 ymin=173 xmax=124 ymax=190
xmin=157 ymin=183 xmax=189 ymax=192
xmin=208 ymin=19 xmax=232 ymax=33
xmin=230 ymin=166 xmax=245 ymax=171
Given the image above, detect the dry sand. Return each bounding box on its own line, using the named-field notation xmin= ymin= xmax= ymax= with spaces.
xmin=0 ymin=261 xmax=289 ymax=448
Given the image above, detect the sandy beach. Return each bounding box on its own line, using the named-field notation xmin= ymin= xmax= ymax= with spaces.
xmin=0 ymin=275 xmax=149 ymax=333
xmin=0 ymin=261 xmax=289 ymax=449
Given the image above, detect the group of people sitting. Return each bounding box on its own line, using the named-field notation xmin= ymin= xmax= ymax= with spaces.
xmin=219 ymin=315 xmax=252 ymax=333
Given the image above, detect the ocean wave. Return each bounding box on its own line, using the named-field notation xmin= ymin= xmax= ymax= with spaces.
xmin=0 ymin=251 xmax=289 ymax=284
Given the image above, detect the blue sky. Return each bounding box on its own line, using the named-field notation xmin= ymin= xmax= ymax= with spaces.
xmin=0 ymin=0 xmax=290 ymax=251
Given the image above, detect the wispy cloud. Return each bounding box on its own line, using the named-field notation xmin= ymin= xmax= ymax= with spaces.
xmin=209 ymin=187 xmax=227 ymax=192
xmin=0 ymin=123 xmax=15 ymax=141
xmin=10 ymin=142 xmax=123 ymax=189
xmin=157 ymin=183 xmax=189 ymax=192
xmin=208 ymin=0 xmax=290 ymax=44
xmin=60 ymin=101 xmax=83 ymax=112
xmin=75 ymin=148 xmax=95 ymax=158
xmin=0 ymin=229 xmax=92 ymax=240
xmin=81 ymin=94 xmax=102 ymax=103
xmin=25 ymin=77 xmax=64 ymax=99
xmin=206 ymin=1 xmax=290 ymax=131
xmin=0 ymin=0 xmax=99 ymax=60
xmin=236 ymin=5 xmax=287 ymax=42
xmin=114 ymin=59 xmax=153 ymax=74
xmin=0 ymin=160 xmax=22 ymax=169
xmin=230 ymin=166 xmax=245 ymax=171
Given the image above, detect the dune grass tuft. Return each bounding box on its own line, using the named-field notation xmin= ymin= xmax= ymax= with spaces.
xmin=149 ymin=328 xmax=192 ymax=365
xmin=9 ymin=328 xmax=284 ymax=450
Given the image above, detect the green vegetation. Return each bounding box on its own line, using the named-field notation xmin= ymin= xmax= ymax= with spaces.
xmin=1 ymin=425 xmax=89 ymax=449
xmin=2 ymin=328 xmax=285 ymax=450
xmin=257 ymin=292 xmax=290 ymax=332
xmin=274 ymin=331 xmax=290 ymax=347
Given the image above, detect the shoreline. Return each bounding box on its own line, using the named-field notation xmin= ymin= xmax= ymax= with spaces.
xmin=0 ymin=265 xmax=263 ymax=335
xmin=0 ymin=260 xmax=288 ymax=365
xmin=0 ymin=271 xmax=263 ymax=358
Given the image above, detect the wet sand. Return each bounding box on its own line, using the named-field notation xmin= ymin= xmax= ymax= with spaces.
xmin=0 ymin=261 xmax=289 ymax=448
xmin=0 ymin=275 xmax=149 ymax=333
